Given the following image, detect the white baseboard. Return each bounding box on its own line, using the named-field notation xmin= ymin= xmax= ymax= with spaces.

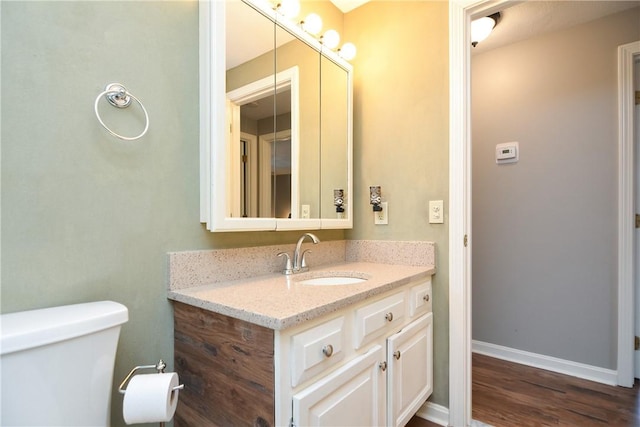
xmin=472 ymin=340 xmax=618 ymax=386
xmin=415 ymin=402 xmax=449 ymax=426
xmin=415 ymin=401 xmax=496 ymax=427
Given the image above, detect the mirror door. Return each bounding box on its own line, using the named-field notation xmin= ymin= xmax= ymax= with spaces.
xmin=200 ymin=0 xmax=352 ymax=231
xmin=274 ymin=17 xmax=321 ymax=222
xmin=226 ymin=1 xmax=278 ymax=220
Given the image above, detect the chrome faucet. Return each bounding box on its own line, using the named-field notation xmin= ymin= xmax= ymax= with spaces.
xmin=278 ymin=233 xmax=320 ymax=275
xmin=294 ymin=233 xmax=320 ymax=272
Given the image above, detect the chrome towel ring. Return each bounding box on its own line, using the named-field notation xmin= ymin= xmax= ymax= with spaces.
xmin=94 ymin=83 xmax=149 ymax=141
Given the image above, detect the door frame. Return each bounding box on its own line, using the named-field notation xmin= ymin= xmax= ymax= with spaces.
xmin=450 ymin=0 xmax=640 ymax=419
xmin=450 ymin=3 xmax=640 ymax=421
xmin=617 ymin=40 xmax=640 ymax=388
xmin=448 ymin=1 xmax=523 ymax=425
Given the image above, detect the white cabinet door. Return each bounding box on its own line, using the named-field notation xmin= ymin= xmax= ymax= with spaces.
xmin=292 ymin=345 xmax=386 ymax=427
xmin=387 ymin=313 xmax=433 ymax=427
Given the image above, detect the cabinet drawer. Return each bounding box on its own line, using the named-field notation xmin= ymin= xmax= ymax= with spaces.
xmin=409 ymin=279 xmax=432 ymax=317
xmin=291 ymin=316 xmax=345 ymax=387
xmin=354 ymin=292 xmax=405 ymax=349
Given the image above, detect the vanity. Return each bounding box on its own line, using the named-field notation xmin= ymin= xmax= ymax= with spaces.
xmin=168 ymin=246 xmax=435 ymax=427
xmin=187 ymin=0 xmax=435 ymax=424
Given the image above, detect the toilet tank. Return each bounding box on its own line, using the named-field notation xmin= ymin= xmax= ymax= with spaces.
xmin=0 ymin=301 xmax=128 ymax=426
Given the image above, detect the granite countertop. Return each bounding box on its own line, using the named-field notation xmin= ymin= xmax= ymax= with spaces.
xmin=168 ymin=261 xmax=435 ymax=331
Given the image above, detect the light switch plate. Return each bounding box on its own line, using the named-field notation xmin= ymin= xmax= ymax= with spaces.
xmin=429 ymin=200 xmax=444 ymax=224
xmin=301 ymin=204 xmax=310 ymax=219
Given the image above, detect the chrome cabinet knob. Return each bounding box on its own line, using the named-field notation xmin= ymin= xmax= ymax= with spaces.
xmin=393 ymin=350 xmax=401 ymax=360
xmin=379 ymin=361 xmax=387 ymax=371
xmin=423 ymin=294 xmax=430 ymax=302
xmin=322 ymin=344 xmax=334 ymax=358
xmin=385 ymin=312 xmax=394 ymax=322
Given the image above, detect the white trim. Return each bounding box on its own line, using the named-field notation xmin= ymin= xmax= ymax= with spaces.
xmin=240 ymin=132 xmax=258 ymax=217
xmin=473 ymin=340 xmax=618 ymax=386
xmin=415 ymin=402 xmax=449 ymax=426
xmin=618 ymin=40 xmax=640 ymax=388
xmin=448 ymin=1 xmax=472 ymax=425
xmin=449 ymin=1 xmax=517 ymax=425
xmin=199 ymin=0 xmax=216 ymax=224
xmin=228 ymin=100 xmax=242 ymax=218
xmin=452 ymin=6 xmax=639 ymax=425
xmin=415 ymin=402 xmax=495 ymax=427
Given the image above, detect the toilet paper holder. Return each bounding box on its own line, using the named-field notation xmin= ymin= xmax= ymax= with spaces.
xmin=118 ymin=359 xmax=184 ymax=395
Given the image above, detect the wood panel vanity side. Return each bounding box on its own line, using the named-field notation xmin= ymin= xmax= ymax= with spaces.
xmin=173 ymin=302 xmax=276 ymax=427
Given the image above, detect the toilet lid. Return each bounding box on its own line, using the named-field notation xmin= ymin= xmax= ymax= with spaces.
xmin=1 ymin=300 xmax=128 ymax=355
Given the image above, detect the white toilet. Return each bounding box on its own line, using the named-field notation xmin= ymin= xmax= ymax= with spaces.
xmin=0 ymin=300 xmax=129 ymax=426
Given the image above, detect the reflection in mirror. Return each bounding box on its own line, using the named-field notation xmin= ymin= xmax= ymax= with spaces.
xmin=320 ymin=52 xmax=349 ymax=219
xmin=227 ymin=67 xmax=299 ymax=219
xmin=274 ymin=17 xmax=321 ymax=219
xmin=226 ymin=1 xmax=277 ymax=219
xmin=261 ymin=127 xmax=291 ymax=218
xmin=199 ymin=0 xmax=352 ymax=231
xmin=237 ymin=90 xmax=291 ymax=218
xmin=226 ymin=1 xmax=303 ymax=219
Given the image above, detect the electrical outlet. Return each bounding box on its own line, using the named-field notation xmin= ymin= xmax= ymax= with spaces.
xmin=429 ymin=200 xmax=444 ymax=224
xmin=301 ymin=204 xmax=310 ymax=219
xmin=374 ymin=202 xmax=388 ymax=225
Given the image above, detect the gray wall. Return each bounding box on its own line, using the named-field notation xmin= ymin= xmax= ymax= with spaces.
xmin=472 ymin=7 xmax=640 ymax=369
xmin=1 ymin=2 xmax=343 ymax=425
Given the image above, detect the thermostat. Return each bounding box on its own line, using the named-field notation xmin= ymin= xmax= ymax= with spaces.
xmin=496 ymin=142 xmax=519 ymax=164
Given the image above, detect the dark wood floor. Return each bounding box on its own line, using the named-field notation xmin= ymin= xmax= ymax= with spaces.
xmin=407 ymin=353 xmax=640 ymax=427
xmin=406 ymin=413 xmax=440 ymax=427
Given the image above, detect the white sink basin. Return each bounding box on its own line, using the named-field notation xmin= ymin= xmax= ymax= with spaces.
xmin=297 ymin=274 xmax=368 ymax=286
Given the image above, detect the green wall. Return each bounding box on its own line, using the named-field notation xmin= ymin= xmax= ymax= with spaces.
xmin=1 ymin=2 xmax=343 ymax=425
xmin=344 ymin=1 xmax=450 ymax=406
xmin=2 ymin=1 xmax=450 ymax=424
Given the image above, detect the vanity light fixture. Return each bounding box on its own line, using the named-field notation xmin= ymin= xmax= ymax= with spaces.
xmin=292 ymin=7 xmax=358 ymax=62
xmin=471 ymin=12 xmax=501 ymax=47
xmin=301 ymin=13 xmax=323 ymax=35
xmin=338 ymin=42 xmax=357 ymax=60
xmin=370 ymin=186 xmax=382 ymax=212
xmin=275 ymin=0 xmax=300 ymax=19
xmin=321 ymin=29 xmax=340 ymax=49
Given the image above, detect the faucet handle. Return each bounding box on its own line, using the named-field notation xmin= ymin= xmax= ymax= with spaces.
xmin=300 ymin=249 xmax=312 ymax=269
xmin=277 ymin=252 xmax=293 ymax=275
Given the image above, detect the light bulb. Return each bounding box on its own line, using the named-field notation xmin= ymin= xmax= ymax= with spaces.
xmin=302 ymin=13 xmax=323 ymax=35
xmin=338 ymin=42 xmax=356 ymax=60
xmin=471 ymin=16 xmax=496 ymax=46
xmin=277 ymin=0 xmax=300 ymax=19
xmin=322 ymin=29 xmax=340 ymax=49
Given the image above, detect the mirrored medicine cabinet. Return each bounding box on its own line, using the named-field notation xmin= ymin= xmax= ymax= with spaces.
xmin=199 ymin=0 xmax=353 ymax=232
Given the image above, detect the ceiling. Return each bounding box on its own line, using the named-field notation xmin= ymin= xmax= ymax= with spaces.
xmin=329 ymin=0 xmax=639 ymax=53
xmin=472 ymin=0 xmax=640 ymax=54
xmin=329 ymin=0 xmax=370 ymax=13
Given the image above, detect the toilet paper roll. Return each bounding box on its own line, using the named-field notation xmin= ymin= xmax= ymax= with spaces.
xmin=123 ymin=373 xmax=180 ymax=425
